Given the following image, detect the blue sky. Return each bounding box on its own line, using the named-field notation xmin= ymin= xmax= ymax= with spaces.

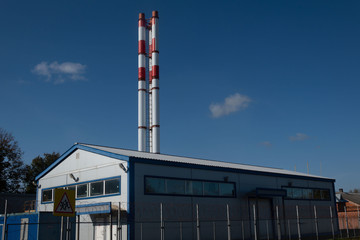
xmin=1 ymin=1 xmax=359 ymax=191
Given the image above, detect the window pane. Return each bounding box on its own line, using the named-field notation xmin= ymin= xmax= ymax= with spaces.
xmin=283 ymin=187 xmax=330 ymax=201
xmin=185 ymin=181 xmax=203 ymax=195
xmin=204 ymin=182 xmax=219 ymax=196
xmin=313 ymin=189 xmax=321 ymax=199
xmin=42 ymin=189 xmax=52 ymax=202
xmin=105 ymin=179 xmax=120 ymax=194
xmin=77 ymin=184 xmax=88 ymax=198
xmin=90 ymin=181 xmax=104 ymax=196
xmin=166 ymin=179 xmax=185 ymax=194
xmin=303 ymin=189 xmax=313 ymax=199
xmin=219 ymin=183 xmax=235 ymax=197
xmin=321 ymin=190 xmax=330 ymax=200
xmin=145 ymin=177 xmax=165 ymax=194
xmin=67 ymin=186 xmax=76 ymax=192
xmin=284 ymin=187 xmax=294 ymax=198
xmin=292 ymin=188 xmax=303 ymax=199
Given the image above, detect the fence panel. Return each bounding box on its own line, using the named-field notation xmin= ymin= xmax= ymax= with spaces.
xmin=5 ymin=201 xmax=360 ymax=240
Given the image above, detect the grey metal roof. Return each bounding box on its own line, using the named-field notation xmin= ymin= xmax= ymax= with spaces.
xmin=79 ymin=143 xmax=333 ymax=181
xmin=336 ymin=193 xmax=348 ymax=203
xmin=336 ymin=192 xmax=360 ymax=205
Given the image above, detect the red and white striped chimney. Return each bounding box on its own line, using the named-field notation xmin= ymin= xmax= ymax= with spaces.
xmin=151 ymin=10 xmax=160 ymax=154
xmin=148 ymin=26 xmax=153 ymax=153
xmin=137 ymin=11 xmax=159 ymax=153
xmin=138 ymin=13 xmax=147 ymax=152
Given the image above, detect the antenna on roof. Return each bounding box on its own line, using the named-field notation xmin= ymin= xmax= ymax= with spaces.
xmin=307 ymin=161 xmax=309 ymax=174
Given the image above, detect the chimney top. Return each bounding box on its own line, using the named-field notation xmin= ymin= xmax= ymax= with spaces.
xmin=139 ymin=13 xmax=145 ymax=19
xmin=152 ymin=11 xmax=159 ymax=18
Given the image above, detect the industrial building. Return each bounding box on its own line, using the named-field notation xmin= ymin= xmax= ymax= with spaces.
xmin=32 ymin=142 xmax=338 ymax=240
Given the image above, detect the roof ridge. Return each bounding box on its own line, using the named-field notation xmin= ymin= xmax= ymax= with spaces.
xmin=78 ymin=142 xmax=288 ymax=170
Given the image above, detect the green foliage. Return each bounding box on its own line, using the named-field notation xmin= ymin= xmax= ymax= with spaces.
xmin=24 ymin=152 xmax=60 ymax=193
xmin=0 ymin=128 xmax=25 ymax=193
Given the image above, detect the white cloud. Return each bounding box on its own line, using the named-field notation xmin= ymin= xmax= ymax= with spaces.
xmin=260 ymin=141 xmax=272 ymax=147
xmin=209 ymin=93 xmax=251 ymax=118
xmin=32 ymin=61 xmax=87 ymax=83
xmin=33 ymin=62 xmax=51 ymax=79
xmin=289 ymin=133 xmax=309 ymax=142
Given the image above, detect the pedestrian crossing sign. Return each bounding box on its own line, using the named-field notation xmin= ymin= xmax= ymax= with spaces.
xmin=53 ymin=188 xmax=76 ymax=217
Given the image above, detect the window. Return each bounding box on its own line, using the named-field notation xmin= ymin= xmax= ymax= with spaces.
xmin=166 ymin=179 xmax=185 ymax=194
xmin=313 ymin=189 xmax=321 ymax=199
xmin=90 ymin=181 xmax=104 ymax=196
xmin=105 ymin=179 xmax=120 ymax=194
xmin=145 ymin=176 xmax=236 ymax=198
xmin=292 ymin=188 xmax=303 ymax=199
xmin=145 ymin=177 xmax=165 ymax=194
xmin=41 ymin=177 xmax=121 ymax=201
xmin=185 ymin=180 xmax=203 ymax=195
xmin=283 ymin=187 xmax=330 ymax=201
xmin=286 ymin=188 xmax=294 ymax=198
xmin=42 ymin=189 xmax=53 ymax=202
xmin=219 ymin=183 xmax=235 ymax=197
xmin=77 ymin=184 xmax=88 ymax=198
xmin=204 ymin=182 xmax=219 ymax=196
xmin=303 ymin=189 xmax=313 ymax=199
xmin=321 ymin=189 xmax=330 ymax=200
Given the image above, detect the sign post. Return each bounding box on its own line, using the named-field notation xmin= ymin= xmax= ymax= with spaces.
xmin=53 ymin=189 xmax=76 ymax=217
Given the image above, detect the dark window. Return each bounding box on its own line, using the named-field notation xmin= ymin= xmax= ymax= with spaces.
xmin=313 ymin=189 xmax=321 ymax=199
xmin=105 ymin=179 xmax=120 ymax=194
xmin=293 ymin=188 xmax=303 ymax=199
xmin=203 ymin=182 xmax=219 ymax=196
xmin=166 ymin=179 xmax=185 ymax=194
xmin=219 ymin=183 xmax=235 ymax=197
xmin=285 ymin=187 xmax=294 ymax=198
xmin=145 ymin=177 xmax=165 ymax=194
xmin=77 ymin=184 xmax=88 ymax=198
xmin=42 ymin=189 xmax=53 ymax=202
xmin=283 ymin=187 xmax=330 ymax=201
xmin=145 ymin=176 xmax=235 ymax=198
xmin=303 ymin=189 xmax=313 ymax=199
xmin=90 ymin=181 xmax=103 ymax=196
xmin=321 ymin=189 xmax=330 ymax=200
xmin=286 ymin=188 xmax=294 ymax=198
xmin=67 ymin=186 xmax=76 ymax=192
xmin=185 ymin=180 xmax=203 ymax=195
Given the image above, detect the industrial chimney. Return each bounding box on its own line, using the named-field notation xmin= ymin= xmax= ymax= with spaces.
xmin=138 ymin=11 xmax=160 ymax=153
xmin=138 ymin=13 xmax=147 ymax=152
xmin=151 ymin=11 xmax=160 ymax=154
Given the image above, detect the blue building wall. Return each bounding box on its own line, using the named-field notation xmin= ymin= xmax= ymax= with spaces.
xmin=0 ymin=212 xmax=75 ymax=240
xmin=0 ymin=212 xmax=38 ymax=240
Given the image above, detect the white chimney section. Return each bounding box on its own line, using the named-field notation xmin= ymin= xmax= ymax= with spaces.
xmin=151 ymin=10 xmax=160 ymax=154
xmin=138 ymin=13 xmax=147 ymax=152
xmin=137 ymin=11 xmax=159 ymax=153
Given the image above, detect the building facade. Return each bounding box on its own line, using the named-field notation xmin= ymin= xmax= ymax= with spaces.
xmin=34 ymin=143 xmax=338 ymax=240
